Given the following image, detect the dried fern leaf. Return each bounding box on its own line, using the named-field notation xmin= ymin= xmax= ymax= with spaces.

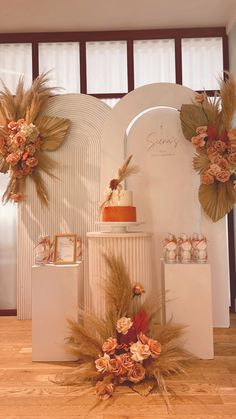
xmin=193 ymin=152 xmax=209 ymax=174
xmin=37 ymin=116 xmax=70 ymax=151
xmin=199 ymin=180 xmax=236 ymax=222
xmin=180 ymin=104 xmax=208 ymax=140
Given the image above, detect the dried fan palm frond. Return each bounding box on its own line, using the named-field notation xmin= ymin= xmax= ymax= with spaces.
xmin=199 ymin=180 xmax=236 ymax=222
xmin=37 ymin=116 xmax=70 ymax=151
xmin=220 ymin=73 xmax=236 ymax=130
xmin=193 ymin=152 xmax=209 ymax=174
xmin=180 ymin=104 xmax=208 ymax=141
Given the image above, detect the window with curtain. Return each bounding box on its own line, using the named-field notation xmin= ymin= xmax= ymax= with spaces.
xmin=0 ymin=43 xmax=32 ymax=92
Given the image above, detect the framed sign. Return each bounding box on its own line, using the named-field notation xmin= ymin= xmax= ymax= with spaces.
xmin=54 ymin=234 xmax=77 ymax=264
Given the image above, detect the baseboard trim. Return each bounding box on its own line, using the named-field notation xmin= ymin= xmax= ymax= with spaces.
xmin=0 ymin=309 xmax=17 ymax=316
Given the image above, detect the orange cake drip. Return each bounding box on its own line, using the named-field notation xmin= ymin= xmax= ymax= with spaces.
xmin=102 ymin=206 xmax=136 ymax=222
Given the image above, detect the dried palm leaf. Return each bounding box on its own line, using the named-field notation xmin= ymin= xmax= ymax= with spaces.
xmin=37 ymin=116 xmax=70 ymax=151
xmin=193 ymin=152 xmax=209 ymax=174
xmin=180 ymin=104 xmax=208 ymax=141
xmin=199 ymin=180 xmax=236 ymax=222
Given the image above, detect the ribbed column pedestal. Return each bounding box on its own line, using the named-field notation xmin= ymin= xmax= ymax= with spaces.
xmin=86 ymin=232 xmax=153 ymax=318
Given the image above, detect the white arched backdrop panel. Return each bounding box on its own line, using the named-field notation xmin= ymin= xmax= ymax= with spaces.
xmin=17 ymin=94 xmax=111 ymax=319
xmin=101 ymin=83 xmax=230 ymax=328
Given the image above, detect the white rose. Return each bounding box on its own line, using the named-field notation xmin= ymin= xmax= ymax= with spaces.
xmin=95 ymin=353 xmax=111 ymax=373
xmin=130 ymin=341 xmax=151 ymax=362
xmin=116 ymin=317 xmax=133 ymax=335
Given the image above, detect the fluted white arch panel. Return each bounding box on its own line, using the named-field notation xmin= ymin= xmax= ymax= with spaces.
xmin=87 ymin=232 xmax=153 ymax=318
xmin=17 ymin=94 xmax=111 ymax=319
xmin=101 ymin=83 xmax=230 ymax=327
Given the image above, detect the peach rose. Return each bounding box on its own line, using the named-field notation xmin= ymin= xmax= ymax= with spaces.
xmin=95 ymin=381 xmax=114 ymax=400
xmin=102 ymin=337 xmax=118 ymax=354
xmin=208 ymin=154 xmax=221 ymax=164
xmin=132 ymin=284 xmax=145 ymax=296
xmin=95 ymin=353 xmax=111 ymax=373
xmin=119 ymin=353 xmax=135 ymax=371
xmin=218 ymin=158 xmax=229 ymax=169
xmin=214 ymin=140 xmax=226 ymax=153
xmin=228 ymin=128 xmax=236 ymax=140
xmin=191 ymin=134 xmax=206 ymax=149
xmin=195 ymin=92 xmax=206 ymax=104
xmin=196 ymin=126 xmax=208 ymax=135
xmin=130 ymin=341 xmax=151 ymax=362
xmin=12 ymin=132 xmax=26 ymax=148
xmin=208 ymin=164 xmax=222 ymax=176
xmin=216 ymin=170 xmax=231 ymax=183
xmin=109 ymin=356 xmax=126 ymax=376
xmin=227 ymin=153 xmax=236 ymax=165
xmin=230 ymin=143 xmax=236 ymax=153
xmin=10 ymin=192 xmax=23 ymax=203
xmin=201 ymin=171 xmax=214 ymax=185
xmin=138 ymin=332 xmax=162 ymax=359
xmin=35 ymin=137 xmax=42 ymax=150
xmin=116 ymin=317 xmax=133 ymax=335
xmin=6 ymin=151 xmax=22 ymax=165
xmin=25 ymin=157 xmax=38 ymax=168
xmin=127 ymin=363 xmax=146 ymax=383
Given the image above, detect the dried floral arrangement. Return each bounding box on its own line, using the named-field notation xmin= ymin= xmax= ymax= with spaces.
xmin=0 ymin=73 xmax=70 ymax=204
xmin=100 ymin=155 xmax=139 ymax=210
xmin=180 ymin=73 xmax=236 ymax=222
xmin=58 ymin=254 xmax=192 ymax=404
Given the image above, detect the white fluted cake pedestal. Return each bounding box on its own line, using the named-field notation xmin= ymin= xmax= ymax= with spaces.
xmin=86 ymin=231 xmax=153 ymax=318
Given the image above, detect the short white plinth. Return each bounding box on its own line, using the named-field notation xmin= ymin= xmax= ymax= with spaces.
xmin=161 ymin=260 xmax=214 ymax=359
xmin=32 ymin=263 xmax=83 ymax=362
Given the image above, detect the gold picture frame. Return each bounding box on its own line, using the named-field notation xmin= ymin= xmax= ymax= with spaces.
xmin=54 ymin=234 xmax=77 ymax=264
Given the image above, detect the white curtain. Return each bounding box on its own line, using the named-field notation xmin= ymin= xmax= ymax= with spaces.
xmin=39 ymin=42 xmax=81 ymax=93
xmin=86 ymin=41 xmax=128 ymax=93
xmin=0 ymin=43 xmax=31 ymax=310
xmin=0 ymin=175 xmax=17 ymax=309
xmin=182 ymin=37 xmax=223 ymax=90
xmin=134 ymin=39 xmax=176 ymax=88
xmin=0 ymin=43 xmax=32 ymax=92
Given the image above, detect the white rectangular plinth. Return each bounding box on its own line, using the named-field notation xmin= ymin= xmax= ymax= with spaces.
xmin=32 ymin=264 xmax=83 ymax=361
xmin=161 ymin=260 xmax=214 ymax=359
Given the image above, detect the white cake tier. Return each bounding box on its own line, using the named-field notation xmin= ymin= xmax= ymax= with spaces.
xmin=110 ymin=190 xmax=133 ymax=206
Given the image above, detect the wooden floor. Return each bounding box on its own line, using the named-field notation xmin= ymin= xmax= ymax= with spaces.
xmin=0 ymin=316 xmax=236 ymax=419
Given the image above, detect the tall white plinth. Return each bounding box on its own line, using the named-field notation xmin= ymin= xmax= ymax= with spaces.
xmin=32 ymin=264 xmax=83 ymax=361
xmin=161 ymin=260 xmax=214 ymax=359
xmin=86 ymin=232 xmax=153 ymax=318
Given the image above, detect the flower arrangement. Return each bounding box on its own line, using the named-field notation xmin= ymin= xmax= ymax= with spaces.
xmin=100 ymin=155 xmax=139 ymax=210
xmin=58 ymin=254 xmax=192 ymax=403
xmin=0 ymin=73 xmax=70 ymax=204
xmin=180 ymin=73 xmax=236 ymax=222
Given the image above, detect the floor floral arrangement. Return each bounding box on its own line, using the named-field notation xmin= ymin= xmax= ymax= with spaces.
xmin=180 ymin=73 xmax=236 ymax=222
xmin=0 ymin=73 xmax=69 ymax=204
xmin=58 ymin=254 xmax=193 ymax=404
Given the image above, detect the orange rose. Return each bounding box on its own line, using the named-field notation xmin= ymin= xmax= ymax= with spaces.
xmin=102 ymin=337 xmax=118 ymax=354
xmin=25 ymin=157 xmax=38 ymax=168
xmin=132 ymin=284 xmax=145 ymax=296
xmin=109 ymin=356 xmax=126 ymax=376
xmin=208 ymin=164 xmax=222 ymax=176
xmin=138 ymin=332 xmax=162 ymax=359
xmin=196 ymin=126 xmax=207 ymax=135
xmin=228 ymin=128 xmax=236 ymax=140
xmin=12 ymin=132 xmax=26 ymax=148
xmin=208 ymin=154 xmax=221 ymax=164
xmin=6 ymin=151 xmax=22 ymax=166
xmin=191 ymin=134 xmax=206 ymax=149
xmin=119 ymin=353 xmax=135 ymax=371
xmin=10 ymin=192 xmax=23 ymax=203
xmin=216 ymin=170 xmax=230 ymax=183
xmin=228 ymin=153 xmax=236 ymax=165
xmin=95 ymin=381 xmax=114 ymax=400
xmin=214 ymin=140 xmax=226 ymax=153
xmin=218 ymin=158 xmax=229 ymax=169
xmin=127 ymin=363 xmax=145 ymax=383
xmin=201 ymin=171 xmax=214 ymax=185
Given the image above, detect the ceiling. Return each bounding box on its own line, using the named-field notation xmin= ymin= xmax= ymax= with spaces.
xmin=1 ymin=0 xmax=236 ymax=33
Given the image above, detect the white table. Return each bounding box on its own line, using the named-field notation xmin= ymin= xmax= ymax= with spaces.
xmin=32 ymin=263 xmax=83 ymax=361
xmin=161 ymin=260 xmax=214 ymax=359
